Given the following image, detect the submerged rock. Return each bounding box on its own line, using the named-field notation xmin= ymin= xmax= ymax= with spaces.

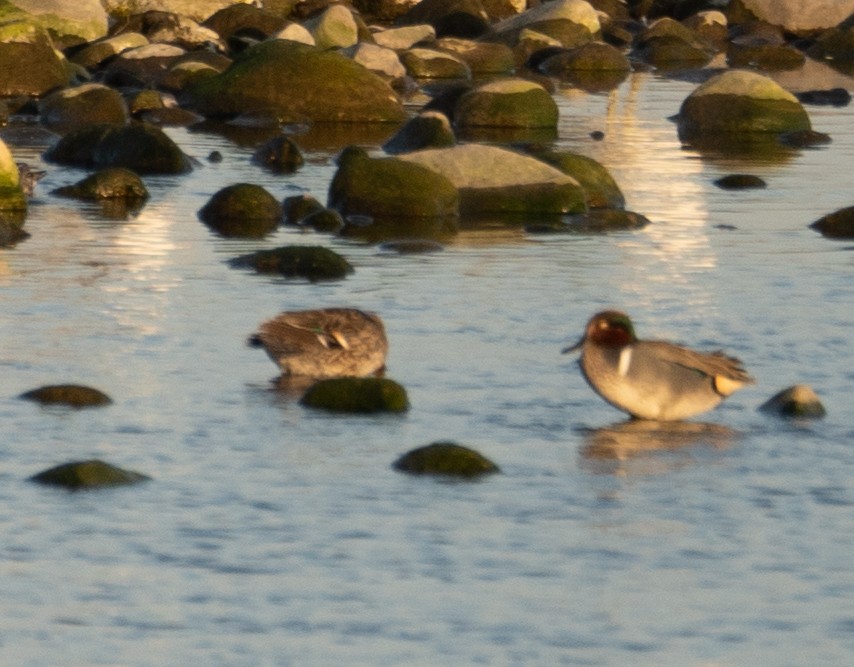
xmin=393 ymin=442 xmax=500 ymax=478
xmin=44 ymin=123 xmax=193 ymax=174
xmin=30 ymin=459 xmax=149 ymax=490
xmin=526 ymin=209 xmax=650 ymax=234
xmin=229 ymin=245 xmax=353 ymax=281
xmin=251 ymin=135 xmax=305 ymax=174
xmin=714 ymin=174 xmax=767 ymax=190
xmin=198 ymin=183 xmax=282 ymax=237
xmin=300 ymin=377 xmax=409 ymax=413
xmin=759 ymin=384 xmax=826 ymax=419
xmin=19 ymin=384 xmax=112 ymax=408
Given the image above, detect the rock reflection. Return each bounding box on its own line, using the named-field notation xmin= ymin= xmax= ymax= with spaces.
xmin=579 ymin=419 xmax=737 ymax=476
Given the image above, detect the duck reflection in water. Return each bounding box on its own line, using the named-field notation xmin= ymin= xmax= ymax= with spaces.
xmin=578 ymin=419 xmax=738 ymax=476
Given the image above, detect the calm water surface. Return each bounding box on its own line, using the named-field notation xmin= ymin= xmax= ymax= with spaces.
xmin=2 ymin=68 xmax=854 ymax=665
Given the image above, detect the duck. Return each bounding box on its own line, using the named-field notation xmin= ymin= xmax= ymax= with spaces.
xmin=563 ymin=310 xmax=754 ymax=420
xmin=249 ymin=308 xmax=388 ymax=378
xmin=16 ymin=162 xmax=46 ymax=197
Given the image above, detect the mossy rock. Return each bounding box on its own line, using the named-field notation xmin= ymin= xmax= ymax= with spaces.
xmin=539 ymin=41 xmax=631 ymax=74
xmin=0 ymin=219 xmax=30 ymax=246
xmin=44 ymin=122 xmax=193 ymax=174
xmin=526 ymin=148 xmax=624 ymax=209
xmin=454 ymin=79 xmax=558 ymax=129
xmin=382 ymin=111 xmax=456 ymax=155
xmin=301 ymin=208 xmax=344 ymax=233
xmin=283 ymin=194 xmax=326 ymax=225
xmin=0 ymin=21 xmax=71 ymax=97
xmin=38 ymin=83 xmax=128 ymax=131
xmin=185 ymin=40 xmax=406 ymax=123
xmin=30 ymin=460 xmax=150 ymax=490
xmin=0 ymin=186 xmax=26 ymax=213
xmin=435 ymin=38 xmax=515 ymax=75
xmin=251 ymin=135 xmax=304 ymax=174
xmin=392 ymin=442 xmax=500 ymax=478
xmin=19 ymin=384 xmax=112 ymax=408
xmin=300 ymin=377 xmax=409 ymax=413
xmin=198 ymin=183 xmax=282 ymax=237
xmin=759 ymin=384 xmax=826 ymax=419
xmin=677 ymin=70 xmax=811 ymax=139
xmin=53 ymin=167 xmax=148 ymax=200
xmin=328 ymin=146 xmax=459 ymax=220
xmin=810 ymin=206 xmax=854 ymax=239
xmin=727 ymin=43 xmax=805 ymax=71
xmin=0 ymin=138 xmax=20 ymax=190
xmin=526 ymin=209 xmax=650 ymax=234
xmin=400 ymin=48 xmax=472 ymax=79
xmin=229 ymin=245 xmax=353 ymax=281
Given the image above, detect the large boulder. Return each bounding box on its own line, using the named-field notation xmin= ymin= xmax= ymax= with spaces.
xmin=184 ymin=40 xmax=406 ymax=123
xmin=38 ymin=83 xmax=128 ymax=131
xmin=677 ymin=70 xmax=811 ymax=140
xmin=399 ymin=144 xmax=586 ymax=216
xmin=0 ymin=21 xmax=71 ymax=97
xmin=732 ymin=0 xmax=854 ymax=33
xmin=494 ymin=0 xmax=600 ymax=47
xmin=329 ymin=146 xmax=459 ymax=220
xmin=453 ymin=78 xmax=559 ymax=128
xmin=44 ymin=123 xmax=193 ymax=174
xmin=0 ymin=0 xmax=108 ymax=47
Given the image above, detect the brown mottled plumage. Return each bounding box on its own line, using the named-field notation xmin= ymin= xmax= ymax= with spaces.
xmin=249 ymin=308 xmax=388 ymax=378
xmin=563 ymin=310 xmax=754 ymax=421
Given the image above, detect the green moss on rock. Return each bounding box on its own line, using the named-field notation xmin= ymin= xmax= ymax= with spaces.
xmin=300 ymin=377 xmax=409 ymax=413
xmin=393 ymin=442 xmax=500 ymax=478
xmin=527 ymin=148 xmax=624 ymax=209
xmin=30 ymin=459 xmax=149 ymax=490
xmin=454 ymin=79 xmax=558 ymax=128
xmin=20 ymin=384 xmax=112 ymax=408
xmin=229 ymin=245 xmax=353 ymax=281
xmin=53 ymin=167 xmax=148 ymax=200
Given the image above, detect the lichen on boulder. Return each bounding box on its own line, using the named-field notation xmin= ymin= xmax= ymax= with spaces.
xmin=229 ymin=245 xmax=353 ymax=281
xmin=392 ymin=442 xmax=500 ymax=478
xmin=300 ymin=377 xmax=409 ymax=413
xmin=30 ymin=459 xmax=149 ymax=490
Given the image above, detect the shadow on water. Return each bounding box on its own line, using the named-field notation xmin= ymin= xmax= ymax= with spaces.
xmin=577 ymin=419 xmax=739 ymax=476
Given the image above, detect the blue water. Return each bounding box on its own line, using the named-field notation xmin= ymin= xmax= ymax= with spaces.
xmin=2 ymin=65 xmax=854 ymax=665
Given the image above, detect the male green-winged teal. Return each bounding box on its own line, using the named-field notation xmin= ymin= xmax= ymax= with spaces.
xmin=563 ymin=310 xmax=753 ymax=421
xmin=249 ymin=308 xmax=388 ymax=378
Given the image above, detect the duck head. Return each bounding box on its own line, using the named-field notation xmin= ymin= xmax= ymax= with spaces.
xmin=562 ymin=310 xmax=637 ymax=354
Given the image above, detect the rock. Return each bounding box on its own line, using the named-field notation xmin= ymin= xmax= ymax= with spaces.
xmin=400 ymin=47 xmax=472 ymax=79
xmin=806 ymin=25 xmax=854 ymax=71
xmin=810 ymin=205 xmax=854 ymax=239
xmin=38 ymin=83 xmax=128 ymax=132
xmin=0 ymin=141 xmax=26 ymax=215
xmin=198 ymin=183 xmax=282 ymax=237
xmin=677 ymin=70 xmax=811 ymax=141
xmin=727 ymin=42 xmax=805 ymax=71
xmin=328 ymin=145 xmax=460 ymax=220
xmin=185 ymin=40 xmax=406 ymax=123
xmin=382 ymin=110 xmax=456 ymax=154
xmin=435 ymin=37 xmax=516 ymax=75
xmin=304 ymin=4 xmax=359 ymax=49
xmin=759 ymin=384 xmax=826 ymax=418
xmin=526 ymin=209 xmax=649 ymax=233
xmin=453 ymin=78 xmax=558 ymax=128
xmin=300 ymin=377 xmax=409 ymax=413
xmin=343 ymin=42 xmax=407 ymax=82
xmin=71 ymin=32 xmax=150 ymax=70
xmin=44 ymin=123 xmax=193 ymax=174
xmin=378 ymin=239 xmax=444 ymax=253
xmin=251 ymin=135 xmax=304 ymax=173
xmin=200 ymin=2 xmax=288 ymax=41
xmin=399 ymin=144 xmax=586 ymax=216
xmin=392 ymin=442 xmax=500 ymax=477
xmin=734 ymin=0 xmax=854 ymax=33
xmin=300 ymin=208 xmax=345 ymax=233
xmin=228 ymin=245 xmax=353 ymax=281
xmin=372 ymin=24 xmax=436 ymax=50
xmin=777 ymin=129 xmax=831 ymax=148
xmin=0 ymin=220 xmax=29 ymax=246
xmin=53 ymin=167 xmax=149 ymax=201
xmin=633 ymin=17 xmax=713 ymax=68
xmin=126 ymin=10 xmax=225 ymax=52
xmin=273 ymin=22 xmax=315 ymax=46
xmin=29 ymin=459 xmax=149 ymax=490
xmin=683 ymin=10 xmax=728 ymax=46
xmin=538 ymin=40 xmax=631 ymax=78
xmin=101 ymin=43 xmax=186 ymax=88
xmin=0 ymin=21 xmax=71 ymax=97
xmin=494 ymin=0 xmax=601 ymax=48
xmin=283 ymin=193 xmax=326 ymax=225
xmin=795 ymin=88 xmax=851 ymax=107
xmin=396 ymin=0 xmax=490 ymax=39
xmin=714 ymin=174 xmax=767 ymax=190
xmin=525 ymin=148 xmax=625 ymax=209
xmin=0 ymin=0 xmax=108 ymax=47
xmin=19 ymin=384 xmax=113 ymax=408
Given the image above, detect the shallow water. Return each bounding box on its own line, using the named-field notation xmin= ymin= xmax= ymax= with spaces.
xmin=2 ymin=66 xmax=854 ymax=665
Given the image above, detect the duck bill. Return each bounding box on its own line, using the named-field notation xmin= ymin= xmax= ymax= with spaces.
xmin=561 ymin=337 xmax=584 ymax=354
